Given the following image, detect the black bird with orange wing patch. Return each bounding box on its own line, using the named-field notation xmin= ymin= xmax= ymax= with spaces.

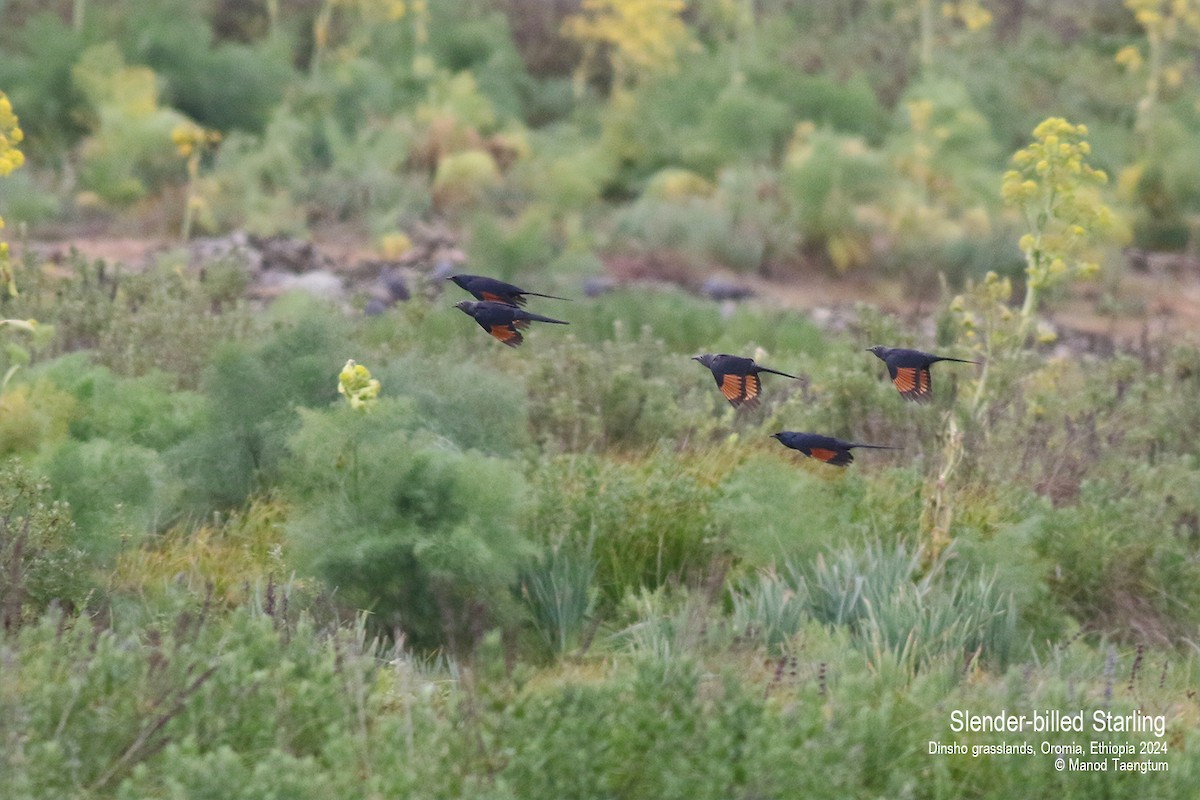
xmin=772 ymin=432 xmax=899 ymax=467
xmin=455 ymin=300 xmax=568 ymax=347
xmin=449 ymin=274 xmax=570 ymax=307
xmin=692 ymin=353 xmax=798 ymax=409
xmin=866 ymin=345 xmax=979 ymax=403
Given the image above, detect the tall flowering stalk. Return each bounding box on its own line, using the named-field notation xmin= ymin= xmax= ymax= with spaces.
xmin=171 ymin=122 xmax=221 ymax=241
xmin=562 ymin=0 xmax=693 ymax=94
xmin=1000 ymin=118 xmax=1113 ymax=336
xmin=1 ymin=91 xmax=35 ymax=391
xmin=1116 ymin=0 xmax=1200 ymax=127
xmin=928 ymin=118 xmax=1114 ymax=559
xmin=1 ymin=91 xmax=25 ymax=300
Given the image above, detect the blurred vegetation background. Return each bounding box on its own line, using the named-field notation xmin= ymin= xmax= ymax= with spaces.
xmin=3 ymin=1 xmax=1200 ymax=796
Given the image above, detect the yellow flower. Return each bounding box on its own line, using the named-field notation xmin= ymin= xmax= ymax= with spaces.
xmin=1115 ymin=45 xmax=1143 ymax=70
xmin=338 ymin=359 xmax=382 ymax=411
xmin=0 ymin=92 xmax=25 ymax=178
xmin=379 ymin=232 xmax=412 ymax=259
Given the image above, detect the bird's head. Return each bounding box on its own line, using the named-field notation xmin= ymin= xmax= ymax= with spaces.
xmin=447 ymin=274 xmax=467 ymax=288
xmin=454 ymin=300 xmax=476 ymax=313
xmin=770 ymin=432 xmax=784 ymax=440
xmin=691 ymin=354 xmax=714 ymax=368
xmin=866 ymin=345 xmax=889 ymax=358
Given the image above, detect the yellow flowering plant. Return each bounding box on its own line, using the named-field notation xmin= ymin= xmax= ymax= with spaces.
xmin=1 ymin=91 xmax=25 ymax=300
xmin=338 ymin=359 xmax=381 ymax=411
xmin=563 ymin=0 xmax=694 ymax=93
xmin=999 ymin=117 xmax=1113 ymax=329
xmin=172 ymin=121 xmax=222 ymax=241
xmin=1119 ymin=0 xmax=1200 ymax=122
xmin=1 ymin=90 xmax=39 ymax=391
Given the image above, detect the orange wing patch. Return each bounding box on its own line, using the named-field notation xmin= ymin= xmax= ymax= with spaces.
xmin=893 ymin=366 xmax=932 ymax=402
xmin=893 ymin=367 xmax=917 ymax=393
xmin=481 ymin=291 xmax=523 ymax=306
xmin=744 ymin=373 xmax=762 ymax=404
xmin=809 ymin=447 xmax=839 ymax=462
xmin=720 ymin=373 xmax=759 ymax=408
xmin=488 ymin=324 xmax=523 ymax=347
xmin=720 ymin=373 xmax=744 ymax=401
xmin=917 ymin=367 xmax=931 ymax=396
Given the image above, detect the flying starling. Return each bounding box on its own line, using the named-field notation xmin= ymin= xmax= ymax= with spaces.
xmin=455 ymin=300 xmax=568 ymax=347
xmin=449 ymin=274 xmax=571 ymax=307
xmin=866 ymin=345 xmax=979 ymax=403
xmin=692 ymin=353 xmax=799 ymax=409
xmin=772 ymin=432 xmax=900 ymax=467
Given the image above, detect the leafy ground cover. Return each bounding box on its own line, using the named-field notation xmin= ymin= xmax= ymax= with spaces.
xmin=3 ymin=1 xmax=1200 ymax=795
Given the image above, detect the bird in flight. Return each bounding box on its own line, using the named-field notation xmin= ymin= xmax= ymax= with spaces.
xmin=455 ymin=300 xmax=568 ymax=347
xmin=692 ymin=353 xmax=799 ymax=409
xmin=449 ymin=274 xmax=571 ymax=307
xmin=772 ymin=432 xmax=899 ymax=467
xmin=866 ymin=345 xmax=979 ymax=403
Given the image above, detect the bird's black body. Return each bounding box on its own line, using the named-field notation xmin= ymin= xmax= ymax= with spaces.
xmin=449 ymin=274 xmax=570 ymax=307
xmin=455 ymin=300 xmax=568 ymax=347
xmin=866 ymin=345 xmax=979 ymax=403
xmin=772 ymin=432 xmax=899 ymax=467
xmin=692 ymin=353 xmax=798 ymax=409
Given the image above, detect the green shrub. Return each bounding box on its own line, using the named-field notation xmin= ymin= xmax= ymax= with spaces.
xmin=0 ymin=12 xmax=90 ymax=158
xmin=120 ymin=0 xmax=293 ymax=134
xmin=0 ymin=459 xmax=90 ymax=629
xmin=285 ymin=400 xmax=531 ymax=651
xmin=169 ymin=296 xmax=345 ymax=512
xmin=6 ymin=253 xmax=254 ymax=387
xmin=0 ymin=378 xmax=76 ymax=457
xmin=526 ymin=452 xmax=726 ymax=610
xmin=1036 ymin=472 xmax=1200 ymax=639
xmin=42 ymin=438 xmax=178 ymax=549
xmin=714 ymin=453 xmax=871 ymax=568
xmin=522 ymin=333 xmax=714 ymax=451
xmin=32 ymin=355 xmax=205 ymax=451
xmin=520 ymin=538 xmax=597 ymax=656
xmin=746 ymin=540 xmax=1027 ymax=670
xmin=377 ymin=355 xmax=530 ymax=455
xmin=781 ymin=126 xmax=891 ymax=271
xmin=72 ymin=43 xmax=193 ymax=206
xmin=466 ymin=207 xmax=557 ymax=279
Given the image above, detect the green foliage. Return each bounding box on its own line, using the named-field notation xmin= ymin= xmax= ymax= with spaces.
xmin=72 ymin=43 xmax=193 ymax=206
xmin=119 ymin=0 xmax=292 ymax=134
xmin=0 ymin=460 xmax=89 ymax=629
xmin=170 ymin=296 xmax=345 ymax=512
xmin=731 ymin=541 xmax=1026 ymax=670
xmin=781 ymin=125 xmax=891 ymax=271
xmin=33 ymin=355 xmax=205 ymax=450
xmin=526 ymin=452 xmax=726 ymax=610
xmin=717 ymin=455 xmax=843 ymax=567
xmin=466 ymin=207 xmax=556 ymax=279
xmin=377 ymin=355 xmax=530 ymax=455
xmin=0 ymin=12 xmax=90 ymax=159
xmin=521 ymin=538 xmax=597 ymax=656
xmin=42 ymin=437 xmax=177 ymax=549
xmin=523 ymin=334 xmax=711 ymax=451
xmin=285 ymin=399 xmax=531 ymax=650
xmin=5 ymin=252 xmax=253 ymax=385
xmin=1036 ymin=471 xmax=1200 ymax=639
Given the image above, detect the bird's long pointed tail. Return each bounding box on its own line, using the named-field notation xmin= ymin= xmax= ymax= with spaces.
xmin=758 ymin=366 xmax=800 ymax=380
xmin=525 ymin=292 xmax=572 ymax=302
xmin=933 ymin=356 xmax=981 ymax=365
xmin=522 ymin=311 xmax=570 ymax=324
xmin=850 ymin=443 xmax=902 ymax=450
